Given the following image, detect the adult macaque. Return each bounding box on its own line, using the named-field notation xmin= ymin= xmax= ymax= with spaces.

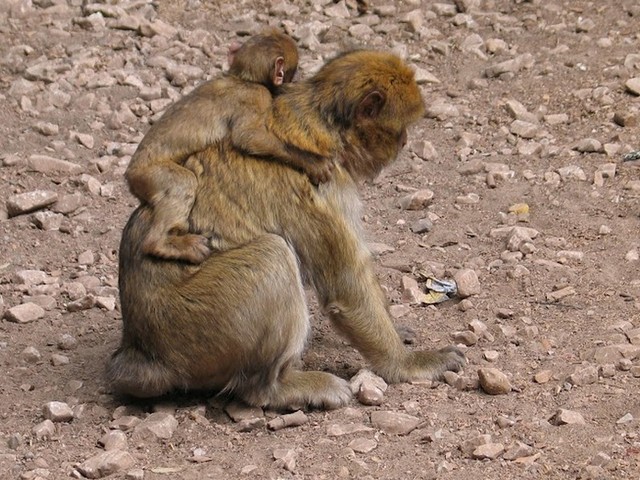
xmin=125 ymin=29 xmax=332 ymax=265
xmin=108 ymin=50 xmax=466 ymax=410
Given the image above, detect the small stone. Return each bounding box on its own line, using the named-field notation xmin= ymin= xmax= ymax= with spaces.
xmin=576 ymin=17 xmax=596 ymax=32
xmin=58 ymin=334 xmax=78 ymax=350
xmin=613 ymin=110 xmax=638 ymax=127
xmin=413 ymin=67 xmax=440 ymax=84
xmin=590 ymin=452 xmax=611 ymax=467
xmin=34 ymin=121 xmax=59 ymax=136
xmin=27 ymin=155 xmax=83 ymax=175
xmin=452 ymin=330 xmax=478 ymax=346
xmin=32 ymin=211 xmax=63 ymax=230
xmin=368 ymin=242 xmax=395 ymax=255
xmin=410 ymin=140 xmax=439 ymax=161
xmin=410 ymin=218 xmax=433 ymax=234
xmin=509 ymin=120 xmax=538 ymax=139
xmin=370 ymin=411 xmax=420 ymax=435
xmin=273 ymin=448 xmax=296 ymax=472
xmin=546 ymin=286 xmax=576 ymax=302
xmin=478 ymin=368 xmax=511 ymax=395
xmin=496 ymin=416 xmax=516 ymax=428
xmin=52 ymin=193 xmax=86 ymax=215
xmin=78 ymin=250 xmax=95 ymax=266
xmin=22 ymin=346 xmax=42 ymax=363
xmin=348 ymin=438 xmax=378 ymax=453
xmin=432 ymin=3 xmax=457 ymax=16
xmin=324 ymin=0 xmax=350 ymax=18
xmin=125 ymin=469 xmax=145 ymax=480
xmin=6 ymin=191 xmax=58 ymax=217
xmin=4 ymin=303 xmax=45 ymax=323
xmin=237 ymin=417 xmax=267 ymax=432
xmin=557 ymin=250 xmax=584 ymax=262
xmin=455 ymin=192 xmax=480 ymax=205
xmin=95 ymin=296 xmax=117 ymax=311
xmin=544 ymin=113 xmax=569 ymax=125
xmin=454 ymin=269 xmax=481 ymax=298
xmin=483 ymin=350 xmax=500 ymax=362
xmin=12 ymin=269 xmax=48 ymax=286
xmin=567 ymin=365 xmax=598 ymax=386
xmin=625 ymin=249 xmax=639 ymax=262
xmin=43 ymin=401 xmax=74 ymax=422
xmin=503 ymin=441 xmax=535 ymax=461
xmin=240 ymin=465 xmax=258 ymax=475
xmin=533 ymin=370 xmax=552 ymax=384
xmin=557 ymin=165 xmax=587 ymax=182
xmin=401 ymin=9 xmax=423 ymax=32
xmin=70 ymin=131 xmax=95 ymax=149
xmin=460 ymin=434 xmax=491 ymax=455
xmin=51 ymin=354 xmax=70 ymax=366
xmin=66 ymin=295 xmax=96 ymax=312
xmin=458 ymin=299 xmax=474 ymax=312
xmin=599 ymin=364 xmax=615 ymax=378
xmin=99 ymin=430 xmax=128 ymax=451
xmin=131 ymin=412 xmax=178 ymax=441
xmin=550 ymin=409 xmax=586 ymax=426
xmin=109 ymin=415 xmax=141 ymax=431
xmin=625 ymin=77 xmax=640 ymax=96
xmin=468 ymin=318 xmax=488 ymax=336
xmin=77 ymin=450 xmax=135 ymax=479
xmin=398 ymin=189 xmax=434 ymax=210
xmin=616 ymin=413 xmax=633 ymax=424
xmin=425 ymin=98 xmax=459 ymax=120
xmin=326 ymin=423 xmax=374 ymax=436
xmin=32 ymin=419 xmax=56 ymax=440
xmin=351 ymin=369 xmax=387 ymax=406
xmin=401 ymin=276 xmax=423 ymax=304
xmin=224 ymin=402 xmax=264 ymax=422
xmin=574 ymin=138 xmax=603 ymax=153
xmin=472 ymin=442 xmax=504 ymax=460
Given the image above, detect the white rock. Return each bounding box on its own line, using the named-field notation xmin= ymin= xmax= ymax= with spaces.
xmin=4 ymin=303 xmax=45 ymax=323
xmin=551 ymin=409 xmax=586 ymax=425
xmin=348 ymin=437 xmax=378 ymax=453
xmin=454 ymin=269 xmax=481 ymax=298
xmin=77 ymin=450 xmax=135 ymax=479
xmin=27 ymin=154 xmax=83 ymax=174
xmin=625 ymin=77 xmax=640 ymax=96
xmin=273 ymin=448 xmax=297 ymax=472
xmin=478 ymin=368 xmax=512 ymax=395
xmin=6 ymin=190 xmax=58 ymax=217
xmin=131 ymin=412 xmax=178 ymax=441
xmin=472 ymin=442 xmax=504 ymax=460
xmin=370 ymin=411 xmax=420 ymax=435
xmin=99 ymin=430 xmax=128 ymax=451
xmin=32 ymin=419 xmax=56 ymax=440
xmin=43 ymin=401 xmax=74 ymax=422
xmin=22 ymin=346 xmax=41 ymax=363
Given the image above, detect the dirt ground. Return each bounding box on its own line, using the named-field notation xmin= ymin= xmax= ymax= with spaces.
xmin=1 ymin=0 xmax=639 ymax=479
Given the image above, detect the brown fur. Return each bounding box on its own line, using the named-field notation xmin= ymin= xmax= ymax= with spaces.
xmin=125 ymin=29 xmax=333 ymax=265
xmin=108 ymin=50 xmax=465 ymax=410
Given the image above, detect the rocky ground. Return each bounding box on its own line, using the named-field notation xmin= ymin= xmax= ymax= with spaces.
xmin=1 ymin=0 xmax=640 ymax=479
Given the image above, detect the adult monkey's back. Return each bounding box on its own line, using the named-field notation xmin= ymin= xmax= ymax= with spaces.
xmin=108 ymin=50 xmax=466 ymax=409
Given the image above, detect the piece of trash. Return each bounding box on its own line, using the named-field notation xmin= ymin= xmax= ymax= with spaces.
xmin=623 ymin=150 xmax=640 ymax=162
xmin=421 ymin=277 xmax=457 ymax=304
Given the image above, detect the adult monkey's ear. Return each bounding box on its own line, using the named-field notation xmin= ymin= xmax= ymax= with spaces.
xmin=357 ymin=91 xmax=386 ymax=119
xmin=273 ymin=56 xmax=286 ymax=86
xmin=227 ymin=41 xmax=242 ymax=67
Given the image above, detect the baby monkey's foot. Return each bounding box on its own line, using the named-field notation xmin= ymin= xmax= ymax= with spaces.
xmin=146 ymin=233 xmax=212 ymax=264
xmin=305 ymin=158 xmax=335 ymax=185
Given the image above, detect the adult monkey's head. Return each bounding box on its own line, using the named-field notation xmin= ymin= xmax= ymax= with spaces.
xmin=307 ymin=50 xmax=425 ymax=180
